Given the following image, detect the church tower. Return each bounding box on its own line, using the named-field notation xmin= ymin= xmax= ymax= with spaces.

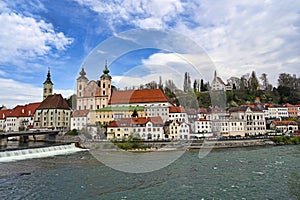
xmin=76 ymin=64 xmax=89 ymax=110
xmin=99 ymin=61 xmax=112 ymax=108
xmin=43 ymin=68 xmax=53 ymax=100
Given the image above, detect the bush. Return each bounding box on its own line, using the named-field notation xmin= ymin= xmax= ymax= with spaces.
xmin=66 ymin=129 xmax=78 ymax=136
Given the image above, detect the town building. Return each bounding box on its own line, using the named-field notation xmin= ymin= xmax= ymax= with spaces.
xmin=70 ymin=110 xmax=90 ymax=131
xmin=0 ymin=103 xmax=40 ymax=132
xmin=34 ymin=94 xmax=71 ymax=131
xmin=267 ymin=105 xmax=289 ymax=119
xmin=109 ymin=88 xmax=171 ymax=122
xmin=178 ymin=121 xmax=190 ymax=140
xmin=168 ymin=106 xmax=188 ymax=123
xmin=107 ymin=117 xmax=164 ymax=141
xmin=229 ymin=106 xmax=266 ymax=136
xmin=283 ymin=103 xmax=299 ymax=118
xmin=270 ymin=120 xmax=298 ymax=134
xmin=90 ymin=106 xmax=146 ymax=126
xmin=164 ymin=119 xmax=180 ymax=140
xmin=210 ymin=71 xmax=232 ymax=91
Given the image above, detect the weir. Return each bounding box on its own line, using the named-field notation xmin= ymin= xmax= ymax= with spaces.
xmin=0 ymin=143 xmax=87 ymax=162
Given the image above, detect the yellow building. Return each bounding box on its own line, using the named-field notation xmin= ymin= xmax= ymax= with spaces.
xmin=90 ymin=106 xmax=146 ymax=126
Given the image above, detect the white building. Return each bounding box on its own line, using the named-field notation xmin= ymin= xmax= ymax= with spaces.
xmin=230 ymin=106 xmax=266 ymax=136
xmin=178 ymin=122 xmax=190 ymax=140
xmin=71 ymin=110 xmax=90 ymax=131
xmin=270 ymin=121 xmax=298 ymax=134
xmin=0 ymin=103 xmax=40 ymax=132
xmin=169 ymin=106 xmax=188 ymax=123
xmin=267 ymin=105 xmax=288 ymax=119
xmin=107 ymin=117 xmax=164 ymax=141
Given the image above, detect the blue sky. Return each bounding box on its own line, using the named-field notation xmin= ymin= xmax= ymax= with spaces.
xmin=0 ymin=0 xmax=300 ymax=108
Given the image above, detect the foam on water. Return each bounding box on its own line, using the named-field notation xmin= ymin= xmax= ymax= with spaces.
xmin=0 ymin=143 xmax=88 ymax=162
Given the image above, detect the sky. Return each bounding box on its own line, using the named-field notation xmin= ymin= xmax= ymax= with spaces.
xmin=0 ymin=0 xmax=299 ymax=108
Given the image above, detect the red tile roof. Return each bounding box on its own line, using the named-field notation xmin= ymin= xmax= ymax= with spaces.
xmin=272 ymin=120 xmax=298 ymax=126
xmin=72 ymin=110 xmax=90 ymax=117
xmin=38 ymin=94 xmax=70 ymax=110
xmin=0 ymin=102 xmax=40 ymax=118
xmin=0 ymin=109 xmax=12 ymax=119
xmin=109 ymin=89 xmax=169 ymax=105
xmin=169 ymin=106 xmax=185 ymax=113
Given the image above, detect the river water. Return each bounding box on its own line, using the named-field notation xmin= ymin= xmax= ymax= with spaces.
xmin=0 ymin=145 xmax=300 ymax=200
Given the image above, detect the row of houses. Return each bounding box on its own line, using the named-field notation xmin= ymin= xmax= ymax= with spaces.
xmin=1 ymin=64 xmax=299 ymax=141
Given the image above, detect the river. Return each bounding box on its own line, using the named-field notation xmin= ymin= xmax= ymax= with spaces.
xmin=0 ymin=145 xmax=300 ymax=200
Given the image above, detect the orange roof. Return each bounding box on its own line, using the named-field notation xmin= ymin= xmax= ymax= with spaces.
xmin=109 ymin=89 xmax=169 ymax=105
xmin=169 ymin=106 xmax=185 ymax=113
xmin=38 ymin=94 xmax=70 ymax=110
xmin=72 ymin=110 xmax=89 ymax=117
xmin=0 ymin=102 xmax=40 ymax=118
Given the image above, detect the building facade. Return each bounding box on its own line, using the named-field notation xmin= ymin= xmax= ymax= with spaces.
xmin=76 ymin=62 xmax=112 ymax=111
xmin=34 ymin=94 xmax=71 ymax=131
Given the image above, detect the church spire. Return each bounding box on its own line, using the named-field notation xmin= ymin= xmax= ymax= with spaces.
xmin=80 ymin=63 xmax=87 ymax=77
xmin=101 ymin=60 xmax=111 ymax=79
xmin=44 ymin=67 xmax=53 ymax=85
xmin=103 ymin=60 xmax=109 ymax=75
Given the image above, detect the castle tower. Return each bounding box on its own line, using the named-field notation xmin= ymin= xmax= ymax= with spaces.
xmin=76 ymin=64 xmax=89 ymax=110
xmin=43 ymin=68 xmax=53 ymax=100
xmin=99 ymin=61 xmax=112 ymax=108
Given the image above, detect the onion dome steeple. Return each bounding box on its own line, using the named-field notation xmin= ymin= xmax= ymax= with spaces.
xmin=77 ymin=64 xmax=88 ymax=80
xmin=100 ymin=60 xmax=111 ymax=79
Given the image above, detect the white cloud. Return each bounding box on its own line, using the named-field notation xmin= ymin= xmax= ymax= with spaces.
xmin=0 ymin=78 xmax=74 ymax=109
xmin=76 ymin=0 xmax=300 ymax=86
xmin=74 ymin=0 xmax=184 ymax=29
xmin=112 ymin=52 xmax=215 ymax=90
xmin=0 ymin=11 xmax=73 ymax=65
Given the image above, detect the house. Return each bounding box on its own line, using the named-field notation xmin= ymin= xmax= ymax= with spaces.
xmin=229 ymin=106 xmax=266 ymax=136
xmin=169 ymin=106 xmax=188 ymax=123
xmin=0 ymin=103 xmax=40 ymax=132
xmin=71 ymin=110 xmax=90 ymax=131
xmin=193 ymin=118 xmax=212 ymax=139
xmin=90 ymin=106 xmax=146 ymax=126
xmin=270 ymin=120 xmax=298 ymax=134
xmin=283 ymin=103 xmax=298 ymax=118
xmin=34 ymin=94 xmax=71 ymax=131
xmin=267 ymin=104 xmax=288 ymax=119
xmin=164 ymin=119 xmax=180 ymax=140
xmin=210 ymin=71 xmax=232 ymax=91
xmin=178 ymin=122 xmax=191 ymax=140
xmin=107 ymin=117 xmax=164 ymax=141
xmin=109 ymin=88 xmax=171 ymax=122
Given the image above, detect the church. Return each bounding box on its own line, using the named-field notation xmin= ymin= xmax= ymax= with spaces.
xmin=76 ymin=61 xmax=112 ymax=111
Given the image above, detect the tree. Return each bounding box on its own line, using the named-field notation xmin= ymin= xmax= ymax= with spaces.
xmin=193 ymin=79 xmax=200 ymax=93
xmin=131 ymin=109 xmax=138 ymax=117
xmin=158 ymin=76 xmax=163 ymax=90
xmin=249 ymin=71 xmax=259 ymax=91
xmin=183 ymin=72 xmax=191 ymax=92
xmin=260 ymin=73 xmax=269 ymax=90
xmin=278 ymin=73 xmax=296 ymax=89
